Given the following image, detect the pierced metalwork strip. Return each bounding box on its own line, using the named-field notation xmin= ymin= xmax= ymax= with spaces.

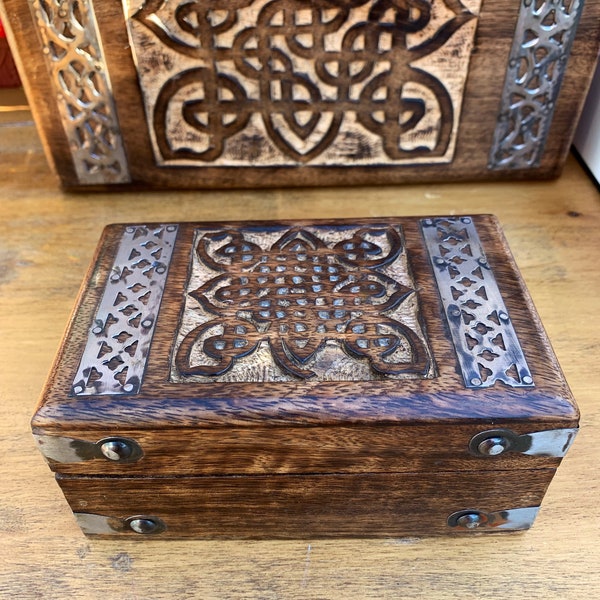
xmin=421 ymin=217 xmax=534 ymax=389
xmin=29 ymin=0 xmax=130 ymax=184
xmin=72 ymin=224 xmax=178 ymax=395
xmin=488 ymin=0 xmax=585 ymax=170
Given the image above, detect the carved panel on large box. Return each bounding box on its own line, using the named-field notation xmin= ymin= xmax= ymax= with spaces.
xmin=171 ymin=225 xmax=435 ymax=382
xmin=123 ymin=0 xmax=482 ymax=167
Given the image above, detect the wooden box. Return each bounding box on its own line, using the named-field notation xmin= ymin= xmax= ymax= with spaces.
xmin=1 ymin=0 xmax=599 ymax=189
xmin=32 ymin=216 xmax=578 ymax=538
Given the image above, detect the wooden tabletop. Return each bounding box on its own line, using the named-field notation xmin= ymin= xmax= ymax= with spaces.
xmin=1 ymin=114 xmax=599 ymax=599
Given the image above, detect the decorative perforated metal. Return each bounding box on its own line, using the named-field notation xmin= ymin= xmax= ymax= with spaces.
xmin=421 ymin=217 xmax=534 ymax=388
xmin=30 ymin=0 xmax=130 ymax=184
xmin=72 ymin=225 xmax=178 ymax=395
xmin=488 ymin=0 xmax=584 ymax=170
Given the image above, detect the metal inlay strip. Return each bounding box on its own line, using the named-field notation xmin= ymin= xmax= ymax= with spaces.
xmin=71 ymin=224 xmax=178 ymax=395
xmin=421 ymin=217 xmax=534 ymax=389
xmin=30 ymin=0 xmax=131 ymax=184
xmin=488 ymin=0 xmax=584 ymax=170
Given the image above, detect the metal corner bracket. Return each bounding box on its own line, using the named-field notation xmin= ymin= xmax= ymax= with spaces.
xmin=33 ymin=433 xmax=143 ymax=464
xmin=448 ymin=506 xmax=540 ymax=531
xmin=469 ymin=427 xmax=578 ymax=458
xmin=74 ymin=513 xmax=166 ymax=535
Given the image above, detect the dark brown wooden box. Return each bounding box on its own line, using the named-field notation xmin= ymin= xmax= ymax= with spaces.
xmin=1 ymin=0 xmax=599 ymax=189
xmin=32 ymin=216 xmax=578 ymax=538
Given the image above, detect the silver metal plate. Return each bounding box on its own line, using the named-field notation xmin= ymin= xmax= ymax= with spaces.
xmin=71 ymin=224 xmax=178 ymax=395
xmin=421 ymin=217 xmax=534 ymax=389
xmin=30 ymin=0 xmax=131 ymax=184
xmin=33 ymin=433 xmax=144 ymax=463
xmin=522 ymin=427 xmax=578 ymax=457
xmin=74 ymin=513 xmax=166 ymax=535
xmin=488 ymin=0 xmax=584 ymax=170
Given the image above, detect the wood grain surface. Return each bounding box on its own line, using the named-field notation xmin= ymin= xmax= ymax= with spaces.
xmin=56 ymin=470 xmax=554 ymax=539
xmin=1 ymin=0 xmax=599 ymax=188
xmin=30 ymin=215 xmax=577 ymax=488
xmin=1 ymin=115 xmax=599 ymax=597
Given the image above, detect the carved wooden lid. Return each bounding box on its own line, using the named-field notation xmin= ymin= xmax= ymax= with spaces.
xmin=33 ymin=216 xmax=577 ymax=433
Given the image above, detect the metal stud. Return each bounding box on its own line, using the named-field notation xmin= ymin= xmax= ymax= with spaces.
xmin=100 ymin=439 xmax=133 ymax=461
xmin=97 ymin=437 xmax=143 ymax=463
xmin=477 ymin=436 xmax=510 ymax=456
xmin=456 ymin=513 xmax=485 ymax=529
xmin=126 ymin=516 xmax=165 ymax=534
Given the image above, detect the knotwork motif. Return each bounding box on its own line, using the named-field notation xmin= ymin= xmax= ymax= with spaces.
xmin=128 ymin=0 xmax=480 ymax=165
xmin=173 ymin=226 xmax=432 ymax=380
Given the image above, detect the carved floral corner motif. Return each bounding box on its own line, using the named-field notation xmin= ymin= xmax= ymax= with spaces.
xmin=171 ymin=225 xmax=435 ymax=382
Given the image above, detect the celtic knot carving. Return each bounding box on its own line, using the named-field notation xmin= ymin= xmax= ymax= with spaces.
xmin=489 ymin=0 xmax=584 ymax=170
xmin=172 ymin=225 xmax=434 ymax=382
xmin=31 ymin=0 xmax=130 ymax=183
xmin=124 ymin=0 xmax=482 ymax=167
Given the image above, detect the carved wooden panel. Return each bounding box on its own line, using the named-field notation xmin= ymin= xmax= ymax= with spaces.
xmin=171 ymin=224 xmax=435 ymax=382
xmin=123 ymin=0 xmax=482 ymax=167
xmin=4 ymin=0 xmax=598 ymax=187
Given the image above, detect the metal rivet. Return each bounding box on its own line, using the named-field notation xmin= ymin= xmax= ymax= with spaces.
xmin=128 ymin=518 xmax=161 ymax=534
xmin=522 ymin=375 xmax=533 ymax=385
xmin=470 ymin=377 xmax=482 ymax=386
xmin=449 ymin=307 xmax=461 ymax=317
xmin=100 ymin=439 xmax=133 ymax=461
xmin=498 ymin=311 xmax=509 ymax=321
xmin=477 ymin=436 xmax=510 ymax=456
xmin=456 ymin=513 xmax=485 ymax=529
xmin=461 ymin=217 xmax=472 ymax=224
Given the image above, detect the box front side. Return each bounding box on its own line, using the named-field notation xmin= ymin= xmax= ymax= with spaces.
xmin=2 ymin=0 xmax=599 ymax=188
xmin=32 ymin=216 xmax=578 ymax=537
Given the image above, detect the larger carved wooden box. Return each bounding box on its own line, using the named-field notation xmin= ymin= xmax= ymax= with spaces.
xmin=1 ymin=0 xmax=599 ymax=189
xmin=32 ymin=216 xmax=578 ymax=538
